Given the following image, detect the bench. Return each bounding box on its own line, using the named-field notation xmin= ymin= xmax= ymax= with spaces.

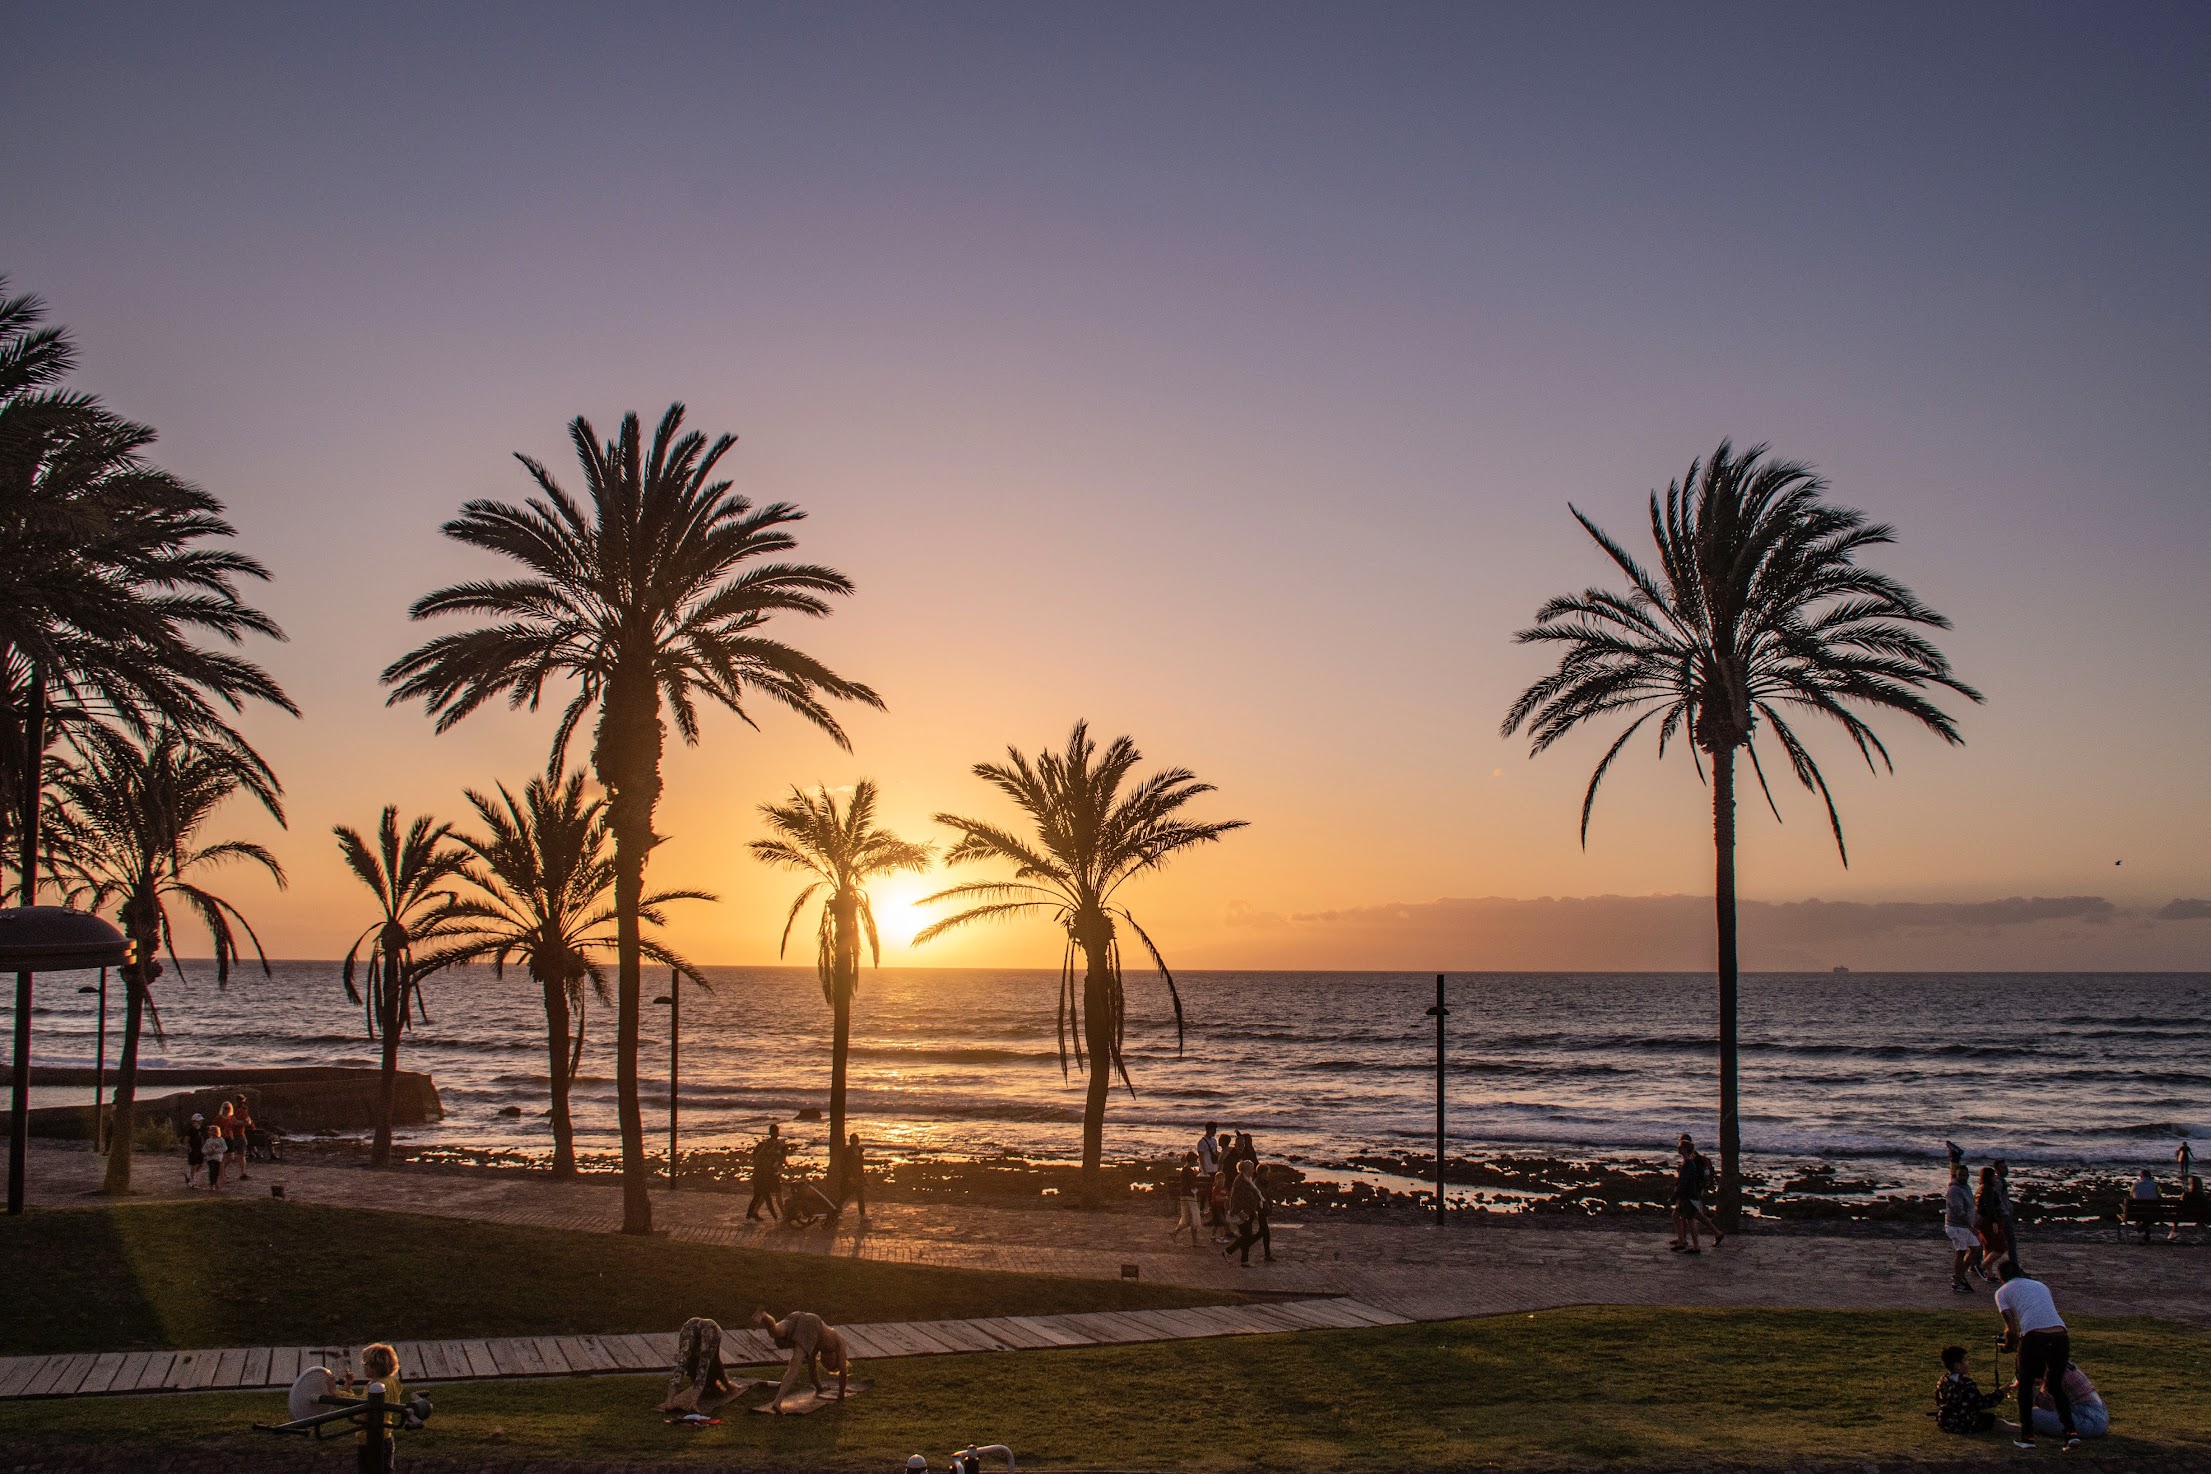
xmin=2120 ymin=1197 xmax=2208 ymax=1242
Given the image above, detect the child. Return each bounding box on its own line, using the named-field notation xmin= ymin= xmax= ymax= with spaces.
xmin=184 ymin=1112 xmax=206 ymax=1186
xmin=341 ymin=1342 xmax=407 ymax=1469
xmin=1934 ymin=1344 xmax=2003 ymax=1433
xmin=203 ymin=1122 xmax=228 ymax=1190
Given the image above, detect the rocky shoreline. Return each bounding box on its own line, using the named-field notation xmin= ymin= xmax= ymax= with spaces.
xmin=281 ymin=1137 xmax=2182 ymax=1241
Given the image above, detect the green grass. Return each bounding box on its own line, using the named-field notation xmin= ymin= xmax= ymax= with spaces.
xmin=3 ymin=1308 xmax=2203 ymax=1471
xmin=0 ymin=1198 xmax=1232 ymax=1356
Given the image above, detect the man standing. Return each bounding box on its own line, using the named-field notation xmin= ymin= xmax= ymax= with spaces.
xmin=1196 ymin=1123 xmax=1222 ymax=1239
xmin=1994 ymin=1261 xmax=2079 ymax=1451
xmin=746 ymin=1123 xmax=788 ymax=1221
xmin=832 ymin=1132 xmax=867 ymax=1225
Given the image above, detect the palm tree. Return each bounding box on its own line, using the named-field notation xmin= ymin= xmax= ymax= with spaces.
xmin=383 ymin=403 xmax=881 ymax=1234
xmin=0 ymin=278 xmax=294 ymax=902
xmin=335 ymin=808 xmax=468 ymax=1168
xmin=1502 ymin=440 xmax=1979 ymax=1226
xmin=750 ymin=780 xmax=932 ymax=1167
xmin=48 ymin=727 xmax=285 ymax=1192
xmin=917 ymin=722 xmax=1245 ymax=1205
xmin=433 ymin=763 xmax=712 ymax=1178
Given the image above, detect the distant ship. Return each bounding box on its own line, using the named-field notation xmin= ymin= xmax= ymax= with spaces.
xmin=1832 ymin=965 xmax=1850 ymax=974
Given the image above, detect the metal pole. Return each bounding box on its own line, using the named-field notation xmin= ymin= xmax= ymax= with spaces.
xmin=667 ymin=967 xmax=679 ymax=1190
xmin=8 ymin=672 xmax=44 ymax=1215
xmin=93 ymin=967 xmax=108 ymax=1153
xmin=1426 ymin=973 xmax=1448 ymax=1226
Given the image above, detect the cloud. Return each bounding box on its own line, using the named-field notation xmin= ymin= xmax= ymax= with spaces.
xmin=1227 ymin=892 xmax=2210 ymax=971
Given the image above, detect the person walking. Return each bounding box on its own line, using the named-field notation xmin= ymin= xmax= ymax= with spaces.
xmin=1994 ymin=1260 xmax=2078 ymax=1450
xmin=1222 ymin=1159 xmax=1272 ymax=1266
xmin=1944 ymin=1163 xmax=1982 ymax=1291
xmin=1992 ymin=1159 xmax=2023 ymax=1270
xmin=1168 ymin=1151 xmax=1203 ymax=1245
xmin=1974 ymin=1165 xmax=2010 ymax=1268
xmin=228 ymin=1097 xmax=255 ymax=1180
xmin=202 ymin=1121 xmax=228 ymax=1190
xmin=184 ymin=1112 xmax=206 ymax=1187
xmin=746 ymin=1124 xmax=788 ymax=1221
xmin=1669 ymin=1134 xmax=1721 ymax=1252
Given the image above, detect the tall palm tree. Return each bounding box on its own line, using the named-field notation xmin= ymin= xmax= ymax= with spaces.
xmin=383 ymin=403 xmax=881 ymax=1234
xmin=335 ymin=808 xmax=468 ymax=1169
xmin=0 ymin=277 xmax=293 ymax=900
xmin=750 ymin=780 xmax=932 ymax=1166
xmin=1502 ymin=440 xmax=1979 ymax=1226
xmin=917 ymin=722 xmax=1245 ymax=1205
xmin=433 ymin=764 xmax=712 ymax=1178
xmin=48 ymin=727 xmax=285 ymax=1192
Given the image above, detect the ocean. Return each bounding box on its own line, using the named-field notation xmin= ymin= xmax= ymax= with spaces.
xmin=13 ymin=966 xmax=2206 ymax=1194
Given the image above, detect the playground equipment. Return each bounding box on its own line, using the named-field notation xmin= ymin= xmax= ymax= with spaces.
xmin=254 ymin=1368 xmax=432 ymax=1472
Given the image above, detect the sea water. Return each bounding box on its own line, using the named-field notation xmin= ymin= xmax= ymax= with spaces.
xmin=12 ymin=967 xmax=2205 ymax=1189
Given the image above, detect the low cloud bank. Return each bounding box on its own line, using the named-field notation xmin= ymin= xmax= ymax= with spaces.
xmin=1216 ymin=893 xmax=2209 ymax=971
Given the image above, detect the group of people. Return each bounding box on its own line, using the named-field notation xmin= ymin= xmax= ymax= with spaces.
xmin=1169 ymin=1123 xmax=1273 ymax=1265
xmin=2127 ymin=1166 xmax=2207 ymax=1241
xmin=743 ymin=1123 xmax=868 ymax=1229
xmin=181 ymin=1096 xmax=276 ymax=1189
xmin=1941 ymin=1152 xmax=2021 ymax=1292
xmin=656 ymin=1309 xmax=852 ymax=1419
xmin=1933 ymin=1261 xmax=2108 ymax=1448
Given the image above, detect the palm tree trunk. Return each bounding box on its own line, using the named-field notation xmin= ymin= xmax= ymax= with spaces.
xmin=1711 ymin=744 xmax=1742 ymax=1229
xmin=828 ymin=890 xmax=859 ymax=1176
xmin=543 ymin=975 xmax=577 ymax=1179
xmin=598 ymin=670 xmax=663 ymax=1236
xmin=370 ymin=928 xmax=403 ymax=1168
xmin=101 ymin=915 xmax=156 ymax=1195
xmin=1077 ymin=922 xmax=1114 ymax=1208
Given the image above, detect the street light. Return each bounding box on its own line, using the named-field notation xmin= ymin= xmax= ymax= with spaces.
xmin=1425 ymin=973 xmax=1448 ymax=1227
xmin=652 ymin=968 xmax=679 ymax=1190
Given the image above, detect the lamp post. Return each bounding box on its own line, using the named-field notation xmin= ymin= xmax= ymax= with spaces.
xmin=2 ymin=907 xmax=133 ymax=1213
xmin=1425 ymin=973 xmax=1448 ymax=1227
xmin=652 ymin=968 xmax=679 ymax=1190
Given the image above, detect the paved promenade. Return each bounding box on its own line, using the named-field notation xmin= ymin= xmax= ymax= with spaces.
xmin=23 ymin=1142 xmax=2208 ymax=1328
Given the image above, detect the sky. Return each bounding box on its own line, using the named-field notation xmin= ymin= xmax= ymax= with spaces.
xmin=3 ymin=3 xmax=2205 ymax=970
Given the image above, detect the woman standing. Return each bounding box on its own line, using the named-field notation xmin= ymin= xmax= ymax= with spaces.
xmin=1976 ymin=1165 xmax=2011 ymax=1267
xmin=1168 ymin=1151 xmax=1203 ymax=1244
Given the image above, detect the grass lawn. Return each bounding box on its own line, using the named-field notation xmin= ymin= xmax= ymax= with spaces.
xmin=1 ymin=1307 xmax=2204 ymax=1471
xmin=0 ymin=1198 xmax=1234 ymax=1356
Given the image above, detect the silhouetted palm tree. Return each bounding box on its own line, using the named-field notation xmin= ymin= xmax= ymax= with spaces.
xmin=0 ymin=278 xmax=293 ymax=901
xmin=1502 ymin=440 xmax=1979 ymax=1225
xmin=751 ymin=780 xmax=931 ymax=1166
xmin=434 ymin=764 xmax=711 ymax=1178
xmin=49 ymin=727 xmax=284 ymax=1192
xmin=918 ymin=722 xmax=1245 ymax=1205
xmin=335 ymin=808 xmax=468 ymax=1168
xmin=383 ymin=404 xmax=880 ymax=1233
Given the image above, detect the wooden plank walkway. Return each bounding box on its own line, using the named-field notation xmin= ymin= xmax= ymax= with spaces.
xmin=0 ymin=1297 xmax=1408 ymax=1401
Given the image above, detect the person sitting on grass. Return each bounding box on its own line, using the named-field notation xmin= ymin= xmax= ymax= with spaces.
xmin=2005 ymin=1361 xmax=2108 ymax=1441
xmin=751 ymin=1308 xmax=850 ymax=1414
xmin=1933 ymin=1344 xmax=2004 ymax=1433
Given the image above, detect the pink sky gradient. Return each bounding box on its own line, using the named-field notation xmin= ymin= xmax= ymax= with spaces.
xmin=3 ymin=5 xmax=2204 ymax=968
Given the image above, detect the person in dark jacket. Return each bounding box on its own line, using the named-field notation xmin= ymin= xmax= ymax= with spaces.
xmin=1934 ymin=1344 xmax=2003 ymax=1434
xmin=1222 ymin=1159 xmax=1272 ymax=1266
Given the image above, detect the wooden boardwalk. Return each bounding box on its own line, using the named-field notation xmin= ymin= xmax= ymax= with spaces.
xmin=0 ymin=1297 xmax=1409 ymax=1401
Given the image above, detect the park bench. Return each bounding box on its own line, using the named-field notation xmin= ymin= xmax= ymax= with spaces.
xmin=2120 ymin=1196 xmax=2208 ymax=1243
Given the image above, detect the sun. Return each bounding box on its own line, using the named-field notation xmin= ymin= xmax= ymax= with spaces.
xmin=866 ymin=875 xmax=938 ymax=955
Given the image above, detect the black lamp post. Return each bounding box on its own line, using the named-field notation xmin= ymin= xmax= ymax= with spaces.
xmin=652 ymin=968 xmax=679 ymax=1190
xmin=1425 ymin=973 xmax=1448 ymax=1227
xmin=2 ymin=906 xmax=133 ymax=1213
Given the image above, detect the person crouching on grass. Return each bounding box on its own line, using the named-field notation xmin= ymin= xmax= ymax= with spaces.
xmin=1994 ymin=1260 xmax=2079 ymax=1450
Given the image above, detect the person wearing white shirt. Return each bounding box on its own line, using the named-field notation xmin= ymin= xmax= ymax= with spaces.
xmin=1993 ymin=1261 xmax=2078 ymax=1449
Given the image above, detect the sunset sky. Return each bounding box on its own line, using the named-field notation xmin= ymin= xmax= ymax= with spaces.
xmin=4 ymin=4 xmax=2204 ymax=970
